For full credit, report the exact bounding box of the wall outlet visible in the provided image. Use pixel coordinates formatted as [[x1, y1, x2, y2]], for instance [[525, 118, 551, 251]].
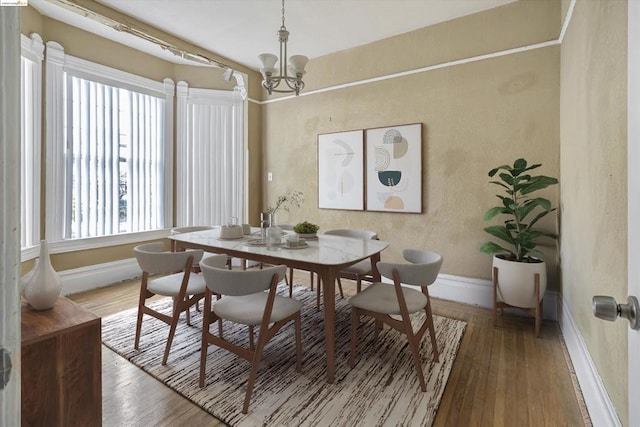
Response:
[[267, 172, 273, 181]]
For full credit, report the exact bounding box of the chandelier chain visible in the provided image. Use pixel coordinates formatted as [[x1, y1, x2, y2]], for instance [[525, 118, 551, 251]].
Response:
[[281, 0, 286, 29]]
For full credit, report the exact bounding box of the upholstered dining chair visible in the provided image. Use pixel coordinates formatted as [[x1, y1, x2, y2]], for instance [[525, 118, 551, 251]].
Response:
[[348, 249, 443, 392], [133, 242, 221, 365], [198, 258, 303, 414], [322, 229, 379, 306]]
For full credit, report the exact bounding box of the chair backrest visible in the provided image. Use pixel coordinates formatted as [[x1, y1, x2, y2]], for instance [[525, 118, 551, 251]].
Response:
[[324, 229, 378, 240], [200, 257, 287, 296], [377, 249, 443, 287], [134, 242, 204, 275], [170, 226, 214, 235]]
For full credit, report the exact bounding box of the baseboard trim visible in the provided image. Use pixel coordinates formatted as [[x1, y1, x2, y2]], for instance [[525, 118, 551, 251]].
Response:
[[429, 273, 558, 321], [60, 258, 140, 295], [558, 296, 622, 426]]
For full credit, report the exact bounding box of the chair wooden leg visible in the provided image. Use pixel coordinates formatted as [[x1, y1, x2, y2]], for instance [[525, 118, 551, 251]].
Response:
[[316, 278, 321, 311], [294, 313, 302, 372], [162, 304, 182, 365], [424, 296, 439, 363], [243, 335, 267, 414], [199, 290, 212, 388], [337, 277, 344, 298], [374, 318, 383, 339], [349, 309, 359, 368], [309, 271, 314, 291], [248, 325, 255, 350], [288, 267, 294, 298], [185, 297, 191, 326], [406, 330, 427, 392], [134, 276, 148, 350]]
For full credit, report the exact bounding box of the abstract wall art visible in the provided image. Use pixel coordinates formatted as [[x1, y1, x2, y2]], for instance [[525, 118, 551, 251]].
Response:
[[365, 123, 422, 213], [317, 130, 364, 210]]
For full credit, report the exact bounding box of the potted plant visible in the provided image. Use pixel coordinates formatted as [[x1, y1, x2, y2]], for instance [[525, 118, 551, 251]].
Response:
[[293, 221, 320, 238], [480, 158, 558, 308]]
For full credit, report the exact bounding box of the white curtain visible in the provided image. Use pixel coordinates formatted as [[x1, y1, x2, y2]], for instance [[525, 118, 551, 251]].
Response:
[[176, 82, 244, 227]]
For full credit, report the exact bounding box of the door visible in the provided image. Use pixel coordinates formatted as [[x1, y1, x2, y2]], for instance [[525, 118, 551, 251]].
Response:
[[628, 0, 640, 424], [0, 6, 22, 427]]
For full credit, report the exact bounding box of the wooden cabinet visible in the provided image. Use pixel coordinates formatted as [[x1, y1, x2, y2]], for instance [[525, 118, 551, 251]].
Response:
[[21, 297, 102, 426]]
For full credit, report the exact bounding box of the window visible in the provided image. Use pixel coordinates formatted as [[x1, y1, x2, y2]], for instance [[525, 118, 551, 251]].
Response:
[[176, 82, 245, 226], [45, 42, 173, 246], [66, 76, 165, 238], [20, 33, 44, 251]]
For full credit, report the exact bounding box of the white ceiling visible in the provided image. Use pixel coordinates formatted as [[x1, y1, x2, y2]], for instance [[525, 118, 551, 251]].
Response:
[[31, 0, 517, 70]]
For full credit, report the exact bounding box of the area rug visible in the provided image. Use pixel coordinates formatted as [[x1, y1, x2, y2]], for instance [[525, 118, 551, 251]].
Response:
[[102, 285, 466, 426]]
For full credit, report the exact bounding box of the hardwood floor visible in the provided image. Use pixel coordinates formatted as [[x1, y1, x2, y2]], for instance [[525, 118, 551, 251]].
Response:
[[69, 272, 588, 427]]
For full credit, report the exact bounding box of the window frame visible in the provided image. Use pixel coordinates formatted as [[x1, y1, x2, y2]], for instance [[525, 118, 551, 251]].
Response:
[[20, 33, 44, 262], [45, 41, 174, 253]]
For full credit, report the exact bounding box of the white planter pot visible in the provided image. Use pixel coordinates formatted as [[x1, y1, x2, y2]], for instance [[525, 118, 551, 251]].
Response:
[[492, 255, 547, 309]]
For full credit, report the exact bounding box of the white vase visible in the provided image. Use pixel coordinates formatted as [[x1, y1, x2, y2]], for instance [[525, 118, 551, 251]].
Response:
[[21, 240, 62, 310]]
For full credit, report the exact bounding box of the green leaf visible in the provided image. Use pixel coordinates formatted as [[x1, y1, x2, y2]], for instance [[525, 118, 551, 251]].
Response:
[[480, 241, 516, 257], [483, 225, 515, 245], [513, 158, 527, 169], [488, 165, 510, 177], [499, 173, 514, 185], [484, 206, 509, 221], [489, 180, 510, 191], [528, 208, 557, 228], [520, 176, 558, 195]]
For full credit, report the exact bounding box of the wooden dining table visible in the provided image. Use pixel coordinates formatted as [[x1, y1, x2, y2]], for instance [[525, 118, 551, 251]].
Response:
[[169, 227, 389, 384]]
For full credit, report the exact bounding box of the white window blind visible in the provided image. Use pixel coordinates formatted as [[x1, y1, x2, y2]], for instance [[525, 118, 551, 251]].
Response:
[[66, 75, 165, 239], [45, 42, 174, 248], [20, 33, 43, 250], [176, 82, 245, 226]]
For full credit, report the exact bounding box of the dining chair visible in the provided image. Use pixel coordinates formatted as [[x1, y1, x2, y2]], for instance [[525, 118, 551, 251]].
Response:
[[322, 229, 378, 306], [348, 249, 443, 392], [133, 242, 222, 365], [279, 224, 316, 297], [198, 258, 303, 414]]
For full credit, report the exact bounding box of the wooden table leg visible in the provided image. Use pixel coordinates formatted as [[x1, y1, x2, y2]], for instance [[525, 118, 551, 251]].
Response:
[[319, 267, 336, 384]]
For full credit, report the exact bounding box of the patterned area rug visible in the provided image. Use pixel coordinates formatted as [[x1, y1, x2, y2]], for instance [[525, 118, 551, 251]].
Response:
[[102, 285, 466, 426]]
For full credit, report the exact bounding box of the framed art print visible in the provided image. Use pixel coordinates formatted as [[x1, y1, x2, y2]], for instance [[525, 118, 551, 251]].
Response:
[[365, 123, 422, 213], [317, 130, 364, 210]]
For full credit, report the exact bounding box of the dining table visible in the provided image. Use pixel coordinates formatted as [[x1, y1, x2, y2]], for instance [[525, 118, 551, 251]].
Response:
[[168, 227, 389, 384]]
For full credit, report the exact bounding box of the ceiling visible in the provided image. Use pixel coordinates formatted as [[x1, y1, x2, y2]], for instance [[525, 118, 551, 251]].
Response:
[[30, 0, 517, 71]]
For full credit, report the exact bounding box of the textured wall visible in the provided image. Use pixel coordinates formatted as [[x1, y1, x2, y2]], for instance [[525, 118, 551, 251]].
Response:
[[262, 1, 561, 285], [560, 0, 628, 423]]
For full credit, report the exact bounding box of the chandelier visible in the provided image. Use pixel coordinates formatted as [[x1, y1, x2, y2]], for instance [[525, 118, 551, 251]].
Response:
[[258, 0, 308, 96]]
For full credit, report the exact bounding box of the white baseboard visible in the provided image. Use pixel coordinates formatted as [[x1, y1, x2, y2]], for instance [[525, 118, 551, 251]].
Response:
[[558, 296, 622, 426], [428, 273, 558, 321], [59, 258, 141, 295]]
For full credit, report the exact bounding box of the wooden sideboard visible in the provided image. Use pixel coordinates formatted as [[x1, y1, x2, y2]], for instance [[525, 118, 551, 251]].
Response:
[[21, 297, 102, 426]]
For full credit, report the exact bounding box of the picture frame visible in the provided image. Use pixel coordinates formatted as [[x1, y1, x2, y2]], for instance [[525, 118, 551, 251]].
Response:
[[317, 130, 364, 210], [365, 123, 422, 213]]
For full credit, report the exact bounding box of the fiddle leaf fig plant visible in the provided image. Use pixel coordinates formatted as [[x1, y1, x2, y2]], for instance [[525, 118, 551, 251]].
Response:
[[480, 158, 558, 262]]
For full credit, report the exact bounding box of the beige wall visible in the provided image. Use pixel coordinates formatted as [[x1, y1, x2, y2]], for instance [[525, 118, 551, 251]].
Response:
[[263, 0, 561, 285], [560, 0, 628, 424]]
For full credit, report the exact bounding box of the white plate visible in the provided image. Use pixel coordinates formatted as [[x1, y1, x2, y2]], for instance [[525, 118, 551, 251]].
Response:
[[283, 242, 309, 250]]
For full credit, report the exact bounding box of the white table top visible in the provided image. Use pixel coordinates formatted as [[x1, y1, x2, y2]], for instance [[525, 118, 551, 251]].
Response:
[[169, 227, 389, 268]]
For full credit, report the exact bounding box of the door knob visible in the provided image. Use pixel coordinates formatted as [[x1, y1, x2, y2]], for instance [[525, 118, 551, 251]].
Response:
[[592, 295, 640, 330]]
